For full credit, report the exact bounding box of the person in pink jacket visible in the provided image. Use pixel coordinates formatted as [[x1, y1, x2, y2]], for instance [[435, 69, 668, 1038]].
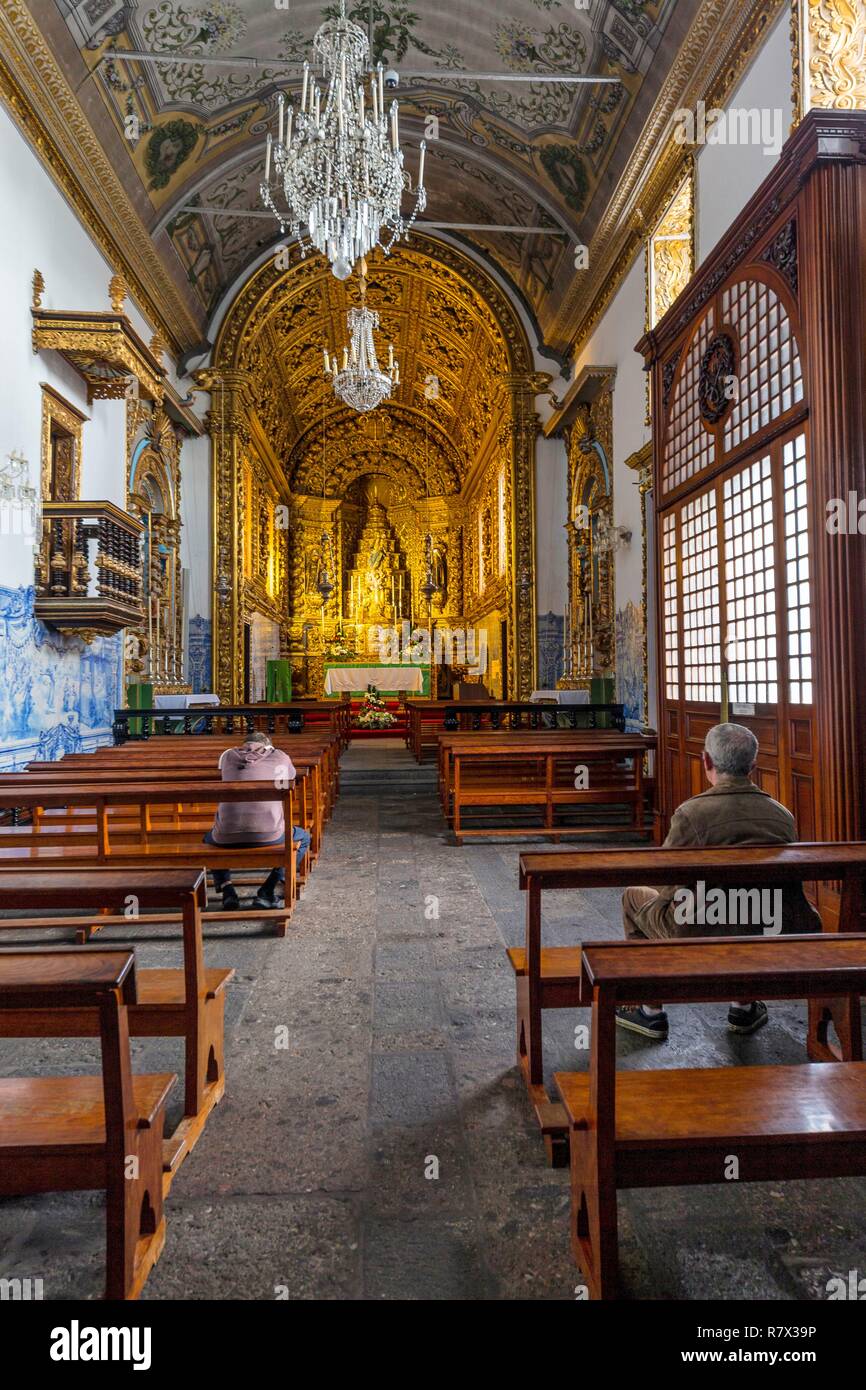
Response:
[[204, 732, 311, 910]]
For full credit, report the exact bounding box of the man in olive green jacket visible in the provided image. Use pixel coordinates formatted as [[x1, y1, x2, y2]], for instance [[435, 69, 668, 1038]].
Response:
[[618, 722, 822, 1041]]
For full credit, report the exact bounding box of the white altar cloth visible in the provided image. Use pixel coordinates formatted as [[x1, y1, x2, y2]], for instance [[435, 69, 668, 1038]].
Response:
[[529, 689, 589, 705], [153, 693, 220, 709], [324, 666, 424, 694]]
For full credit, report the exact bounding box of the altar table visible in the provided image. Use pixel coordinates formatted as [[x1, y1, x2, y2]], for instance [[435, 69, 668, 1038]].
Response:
[[323, 664, 430, 697]]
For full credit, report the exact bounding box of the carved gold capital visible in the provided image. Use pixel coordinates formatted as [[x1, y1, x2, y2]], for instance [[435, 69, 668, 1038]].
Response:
[[193, 368, 255, 443], [796, 0, 866, 116]]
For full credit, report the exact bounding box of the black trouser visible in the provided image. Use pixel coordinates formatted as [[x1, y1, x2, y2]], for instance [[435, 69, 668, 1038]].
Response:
[[204, 828, 312, 892]]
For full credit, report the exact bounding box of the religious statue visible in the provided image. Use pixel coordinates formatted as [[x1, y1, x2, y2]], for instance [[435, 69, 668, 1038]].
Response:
[[345, 487, 410, 629]]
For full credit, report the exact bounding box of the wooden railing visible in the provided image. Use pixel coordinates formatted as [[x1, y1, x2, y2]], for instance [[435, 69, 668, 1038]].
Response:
[[35, 500, 143, 636], [442, 702, 627, 732], [112, 701, 350, 744]]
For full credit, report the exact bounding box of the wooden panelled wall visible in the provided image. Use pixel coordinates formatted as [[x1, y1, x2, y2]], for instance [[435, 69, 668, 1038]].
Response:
[[639, 111, 866, 925]]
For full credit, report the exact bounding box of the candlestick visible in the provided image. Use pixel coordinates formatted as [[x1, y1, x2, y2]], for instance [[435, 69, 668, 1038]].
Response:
[[391, 102, 398, 150], [264, 133, 272, 181], [378, 64, 384, 116], [277, 95, 284, 145], [286, 106, 293, 143], [301, 63, 309, 112]]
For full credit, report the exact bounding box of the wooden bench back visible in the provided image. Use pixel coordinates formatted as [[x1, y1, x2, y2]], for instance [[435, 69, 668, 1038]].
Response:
[[519, 843, 866, 891]]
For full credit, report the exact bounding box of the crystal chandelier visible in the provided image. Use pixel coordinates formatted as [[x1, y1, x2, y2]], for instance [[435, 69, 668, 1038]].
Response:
[[260, 0, 426, 280], [324, 260, 399, 413]]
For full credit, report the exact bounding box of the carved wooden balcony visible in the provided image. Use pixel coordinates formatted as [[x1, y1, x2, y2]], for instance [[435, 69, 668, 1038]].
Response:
[[34, 501, 144, 641]]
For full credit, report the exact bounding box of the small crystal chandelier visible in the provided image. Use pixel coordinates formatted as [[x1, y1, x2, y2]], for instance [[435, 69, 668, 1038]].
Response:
[[260, 0, 426, 280], [324, 259, 398, 413]]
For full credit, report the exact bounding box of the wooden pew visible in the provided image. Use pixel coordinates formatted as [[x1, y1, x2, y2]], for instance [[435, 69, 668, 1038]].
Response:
[[405, 699, 627, 763], [14, 742, 331, 865], [437, 731, 656, 844], [0, 780, 302, 934], [0, 946, 175, 1299], [555, 933, 866, 1299], [404, 698, 497, 761], [26, 727, 342, 833], [515, 842, 866, 1164], [0, 869, 231, 1180]]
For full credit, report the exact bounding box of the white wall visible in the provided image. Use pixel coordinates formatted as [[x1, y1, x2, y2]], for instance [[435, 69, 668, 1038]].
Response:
[[575, 253, 649, 616], [534, 436, 568, 612], [564, 9, 793, 726], [696, 10, 793, 265], [179, 431, 213, 691], [0, 107, 131, 587], [0, 103, 209, 760]]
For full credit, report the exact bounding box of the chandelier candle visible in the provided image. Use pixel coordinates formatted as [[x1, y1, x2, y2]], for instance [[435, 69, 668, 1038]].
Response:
[[325, 258, 399, 413], [260, 0, 426, 277]]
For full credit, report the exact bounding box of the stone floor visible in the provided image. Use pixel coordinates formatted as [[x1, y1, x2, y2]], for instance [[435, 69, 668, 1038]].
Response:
[[1, 738, 865, 1301]]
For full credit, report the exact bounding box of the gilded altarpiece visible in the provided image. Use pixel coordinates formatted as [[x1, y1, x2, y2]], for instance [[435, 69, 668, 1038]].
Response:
[[205, 239, 541, 701], [242, 447, 290, 637], [126, 399, 186, 691], [40, 384, 85, 502], [563, 384, 616, 684]]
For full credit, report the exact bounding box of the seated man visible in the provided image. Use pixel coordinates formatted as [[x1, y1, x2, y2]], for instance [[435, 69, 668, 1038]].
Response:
[[618, 722, 822, 1041], [204, 732, 312, 911]]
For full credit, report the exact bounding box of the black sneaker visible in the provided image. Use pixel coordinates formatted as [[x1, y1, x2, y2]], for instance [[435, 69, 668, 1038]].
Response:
[[727, 1001, 768, 1034], [251, 890, 277, 910], [221, 885, 240, 912], [615, 1005, 669, 1040]]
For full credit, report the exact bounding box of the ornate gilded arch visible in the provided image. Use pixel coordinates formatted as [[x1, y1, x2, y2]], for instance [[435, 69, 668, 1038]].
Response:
[[203, 234, 540, 701]]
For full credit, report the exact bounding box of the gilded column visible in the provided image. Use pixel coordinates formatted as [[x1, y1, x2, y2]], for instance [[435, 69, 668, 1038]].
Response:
[[193, 368, 254, 704], [500, 373, 547, 699]]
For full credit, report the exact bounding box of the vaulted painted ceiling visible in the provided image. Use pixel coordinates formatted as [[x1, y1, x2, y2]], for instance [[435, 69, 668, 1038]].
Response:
[[41, 0, 692, 357], [214, 235, 520, 498]]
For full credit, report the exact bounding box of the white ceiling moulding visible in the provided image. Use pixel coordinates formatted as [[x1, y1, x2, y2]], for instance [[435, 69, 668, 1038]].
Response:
[[172, 206, 570, 236], [86, 49, 622, 87]]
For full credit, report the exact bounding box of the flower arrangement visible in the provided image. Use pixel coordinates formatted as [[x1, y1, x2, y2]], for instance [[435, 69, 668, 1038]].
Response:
[[325, 630, 359, 662], [356, 686, 397, 729]]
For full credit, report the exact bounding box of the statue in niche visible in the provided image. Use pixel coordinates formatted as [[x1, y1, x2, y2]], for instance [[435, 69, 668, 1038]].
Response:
[[345, 478, 410, 626]]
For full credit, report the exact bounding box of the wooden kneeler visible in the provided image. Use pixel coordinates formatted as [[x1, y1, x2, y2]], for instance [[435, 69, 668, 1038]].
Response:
[[0, 947, 175, 1299], [555, 934, 866, 1300], [0, 869, 233, 1187]]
